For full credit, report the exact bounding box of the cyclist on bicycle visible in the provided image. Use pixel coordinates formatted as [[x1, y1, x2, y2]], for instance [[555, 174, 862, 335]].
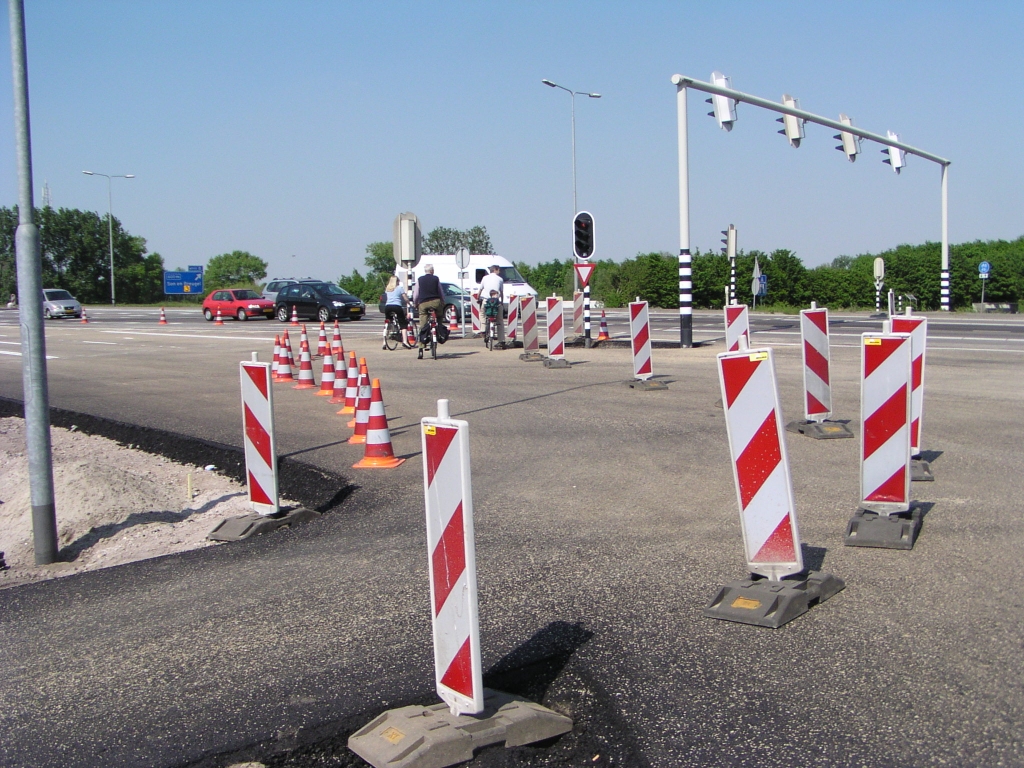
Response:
[[383, 275, 408, 328], [478, 264, 505, 349], [483, 290, 501, 344], [414, 264, 444, 359]]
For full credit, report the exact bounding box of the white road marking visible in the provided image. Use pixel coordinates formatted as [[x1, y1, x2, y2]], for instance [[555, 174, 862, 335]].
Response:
[[82, 341, 117, 345], [0, 340, 20, 345], [0, 350, 58, 359], [101, 331, 276, 341]]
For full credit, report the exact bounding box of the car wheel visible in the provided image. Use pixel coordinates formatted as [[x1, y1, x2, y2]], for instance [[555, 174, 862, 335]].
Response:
[[444, 304, 458, 324], [318, 306, 331, 323], [43, 308, 51, 319], [203, 308, 214, 321], [237, 309, 248, 321], [276, 305, 289, 322]]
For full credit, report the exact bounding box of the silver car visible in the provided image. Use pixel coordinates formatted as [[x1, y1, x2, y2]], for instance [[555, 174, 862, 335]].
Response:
[[42, 289, 82, 319]]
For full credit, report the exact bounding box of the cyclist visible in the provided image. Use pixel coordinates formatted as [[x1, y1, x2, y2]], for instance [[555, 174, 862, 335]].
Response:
[[383, 275, 408, 328], [483, 290, 502, 347], [414, 264, 444, 359], [478, 263, 505, 349]]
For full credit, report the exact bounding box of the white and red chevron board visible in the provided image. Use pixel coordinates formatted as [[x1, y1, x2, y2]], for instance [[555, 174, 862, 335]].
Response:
[[421, 402, 483, 716], [629, 300, 653, 381], [725, 304, 750, 352], [860, 333, 912, 512], [471, 290, 482, 336], [239, 361, 279, 515], [717, 347, 804, 580], [506, 295, 519, 342], [889, 315, 927, 456], [572, 291, 584, 336], [521, 296, 539, 352], [800, 307, 832, 421], [546, 297, 565, 359]]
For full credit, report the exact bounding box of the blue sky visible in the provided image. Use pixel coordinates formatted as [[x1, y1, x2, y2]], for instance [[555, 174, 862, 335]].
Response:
[[1, 1, 1021, 281]]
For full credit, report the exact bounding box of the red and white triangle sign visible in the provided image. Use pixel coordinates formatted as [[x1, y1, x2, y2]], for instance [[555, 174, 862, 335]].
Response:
[[574, 262, 595, 287]]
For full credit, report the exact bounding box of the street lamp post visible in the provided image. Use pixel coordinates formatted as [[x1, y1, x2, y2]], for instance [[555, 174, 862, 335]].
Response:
[[83, 170, 134, 305], [542, 80, 600, 292]]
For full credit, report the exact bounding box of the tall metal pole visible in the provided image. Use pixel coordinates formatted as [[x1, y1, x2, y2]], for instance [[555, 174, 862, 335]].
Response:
[[674, 83, 692, 347], [106, 176, 115, 304], [9, 0, 58, 564], [570, 93, 579, 294], [941, 164, 949, 311]]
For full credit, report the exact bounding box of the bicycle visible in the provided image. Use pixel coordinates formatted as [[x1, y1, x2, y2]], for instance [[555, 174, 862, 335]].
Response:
[[382, 310, 413, 351], [426, 308, 439, 360], [484, 315, 498, 351]]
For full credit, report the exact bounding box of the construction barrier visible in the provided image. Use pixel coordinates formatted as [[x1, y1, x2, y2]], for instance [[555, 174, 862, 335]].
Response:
[[724, 304, 749, 351], [544, 296, 568, 368], [845, 332, 919, 549], [890, 313, 928, 462], [705, 346, 844, 627], [470, 290, 482, 336], [353, 379, 405, 469], [239, 360, 279, 514], [801, 307, 831, 420], [629, 300, 653, 381], [421, 400, 483, 715], [317, 348, 336, 396], [572, 291, 583, 336], [506, 295, 519, 343]]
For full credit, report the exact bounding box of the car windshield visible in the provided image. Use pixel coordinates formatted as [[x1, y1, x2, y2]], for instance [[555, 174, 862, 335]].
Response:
[[312, 283, 356, 299], [232, 290, 261, 300], [44, 290, 73, 301], [498, 267, 526, 283], [444, 284, 469, 296]]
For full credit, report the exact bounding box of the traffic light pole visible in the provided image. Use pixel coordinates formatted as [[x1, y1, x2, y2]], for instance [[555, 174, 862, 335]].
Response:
[[671, 74, 952, 312], [673, 81, 693, 348]]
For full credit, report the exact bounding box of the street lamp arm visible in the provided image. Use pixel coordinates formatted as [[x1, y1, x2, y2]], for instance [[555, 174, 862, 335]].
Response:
[[671, 74, 950, 166]]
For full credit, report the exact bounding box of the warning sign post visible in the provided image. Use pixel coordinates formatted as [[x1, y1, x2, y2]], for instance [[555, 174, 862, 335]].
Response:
[[786, 305, 854, 439], [705, 347, 844, 628]]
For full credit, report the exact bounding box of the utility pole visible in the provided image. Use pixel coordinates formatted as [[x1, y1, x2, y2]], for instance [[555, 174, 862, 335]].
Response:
[[8, 0, 58, 564]]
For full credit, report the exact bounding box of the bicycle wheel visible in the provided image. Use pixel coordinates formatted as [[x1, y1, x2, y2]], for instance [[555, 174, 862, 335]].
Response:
[[384, 318, 399, 350]]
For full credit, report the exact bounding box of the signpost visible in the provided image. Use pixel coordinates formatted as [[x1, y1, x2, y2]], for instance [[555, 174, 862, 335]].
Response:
[[873, 257, 885, 314], [979, 261, 991, 304], [394, 212, 422, 301], [163, 270, 204, 295], [456, 247, 470, 339]]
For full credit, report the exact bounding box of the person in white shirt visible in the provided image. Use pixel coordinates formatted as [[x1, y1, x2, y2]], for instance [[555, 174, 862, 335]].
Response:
[[478, 265, 505, 348]]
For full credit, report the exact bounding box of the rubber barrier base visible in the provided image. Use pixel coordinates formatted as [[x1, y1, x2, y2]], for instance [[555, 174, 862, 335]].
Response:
[[843, 507, 922, 550], [543, 357, 571, 369], [627, 379, 668, 391], [207, 507, 319, 542], [519, 352, 546, 362], [785, 419, 855, 439], [911, 458, 934, 482], [348, 688, 573, 768], [703, 571, 845, 629]]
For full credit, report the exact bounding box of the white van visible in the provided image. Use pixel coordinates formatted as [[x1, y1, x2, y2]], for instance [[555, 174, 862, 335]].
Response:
[[396, 254, 538, 306]]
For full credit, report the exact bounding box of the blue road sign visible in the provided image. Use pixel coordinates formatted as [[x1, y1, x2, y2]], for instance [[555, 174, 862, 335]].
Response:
[[758, 274, 768, 297], [164, 271, 204, 295], [979, 261, 991, 275]]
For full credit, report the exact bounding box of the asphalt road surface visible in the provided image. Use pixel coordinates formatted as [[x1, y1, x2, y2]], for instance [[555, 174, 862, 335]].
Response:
[[1, 305, 1022, 767]]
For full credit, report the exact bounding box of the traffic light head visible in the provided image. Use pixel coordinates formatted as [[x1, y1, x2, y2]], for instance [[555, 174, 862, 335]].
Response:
[[775, 94, 805, 148], [706, 71, 737, 132], [720, 224, 737, 258], [573, 211, 595, 260], [882, 130, 906, 174], [833, 113, 860, 162]]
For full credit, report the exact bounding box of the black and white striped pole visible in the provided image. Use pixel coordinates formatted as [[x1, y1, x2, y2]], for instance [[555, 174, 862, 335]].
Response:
[[721, 224, 737, 305]]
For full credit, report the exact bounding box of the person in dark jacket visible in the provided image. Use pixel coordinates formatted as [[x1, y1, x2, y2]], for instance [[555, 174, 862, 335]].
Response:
[[414, 264, 444, 358]]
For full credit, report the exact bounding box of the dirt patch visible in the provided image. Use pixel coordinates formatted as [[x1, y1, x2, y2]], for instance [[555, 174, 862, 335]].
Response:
[[0, 416, 293, 589]]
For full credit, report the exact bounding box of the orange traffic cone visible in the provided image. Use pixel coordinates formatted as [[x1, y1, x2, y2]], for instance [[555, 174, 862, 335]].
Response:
[[331, 331, 344, 370], [353, 379, 406, 468], [214, 308, 224, 325], [272, 335, 282, 380], [293, 341, 317, 389], [347, 368, 372, 444], [448, 309, 458, 334], [315, 321, 328, 358], [338, 352, 358, 414], [597, 310, 610, 342], [277, 338, 295, 383], [290, 305, 299, 326], [333, 318, 341, 340], [300, 324, 309, 349], [348, 359, 368, 427], [282, 330, 296, 370], [329, 354, 347, 403], [80, 308, 89, 324], [317, 349, 336, 396], [158, 307, 168, 325]]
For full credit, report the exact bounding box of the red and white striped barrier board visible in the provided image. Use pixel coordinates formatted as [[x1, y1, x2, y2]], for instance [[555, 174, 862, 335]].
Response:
[[521, 296, 539, 352], [717, 347, 803, 580], [470, 290, 482, 335], [800, 307, 831, 421], [724, 304, 750, 352], [629, 300, 653, 381], [546, 297, 565, 358], [239, 361, 279, 515], [421, 400, 483, 716], [890, 315, 927, 456], [506, 295, 519, 342], [860, 333, 912, 512], [572, 291, 583, 336]]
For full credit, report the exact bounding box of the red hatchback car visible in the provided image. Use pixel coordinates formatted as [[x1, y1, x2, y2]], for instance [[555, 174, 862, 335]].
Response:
[[202, 289, 275, 321]]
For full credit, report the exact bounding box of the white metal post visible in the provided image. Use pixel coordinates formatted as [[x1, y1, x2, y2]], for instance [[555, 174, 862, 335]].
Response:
[[673, 79, 692, 348], [941, 164, 949, 312]]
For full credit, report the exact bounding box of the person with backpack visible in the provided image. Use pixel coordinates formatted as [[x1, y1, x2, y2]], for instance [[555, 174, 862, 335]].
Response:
[[478, 264, 505, 349], [413, 264, 445, 359]]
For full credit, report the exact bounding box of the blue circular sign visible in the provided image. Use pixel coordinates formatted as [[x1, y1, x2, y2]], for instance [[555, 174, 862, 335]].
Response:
[[979, 261, 991, 274]]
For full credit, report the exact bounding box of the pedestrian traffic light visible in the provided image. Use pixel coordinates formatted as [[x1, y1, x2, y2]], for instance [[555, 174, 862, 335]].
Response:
[[705, 71, 737, 132], [573, 211, 595, 260], [882, 130, 906, 174], [833, 113, 860, 162], [775, 95, 805, 148], [720, 224, 737, 258]]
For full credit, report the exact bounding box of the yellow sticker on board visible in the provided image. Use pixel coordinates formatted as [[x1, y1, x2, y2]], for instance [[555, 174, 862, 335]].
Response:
[[731, 596, 762, 610], [748, 351, 768, 362], [380, 727, 405, 744], [424, 425, 436, 435], [865, 337, 882, 345]]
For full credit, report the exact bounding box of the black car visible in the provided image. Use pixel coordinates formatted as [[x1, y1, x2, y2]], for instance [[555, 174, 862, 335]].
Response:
[[275, 282, 365, 323], [378, 282, 473, 323]]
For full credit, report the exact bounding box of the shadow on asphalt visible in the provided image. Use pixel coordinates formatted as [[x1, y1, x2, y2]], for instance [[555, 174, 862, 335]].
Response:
[[918, 449, 943, 463], [452, 380, 624, 419], [800, 544, 828, 572]]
